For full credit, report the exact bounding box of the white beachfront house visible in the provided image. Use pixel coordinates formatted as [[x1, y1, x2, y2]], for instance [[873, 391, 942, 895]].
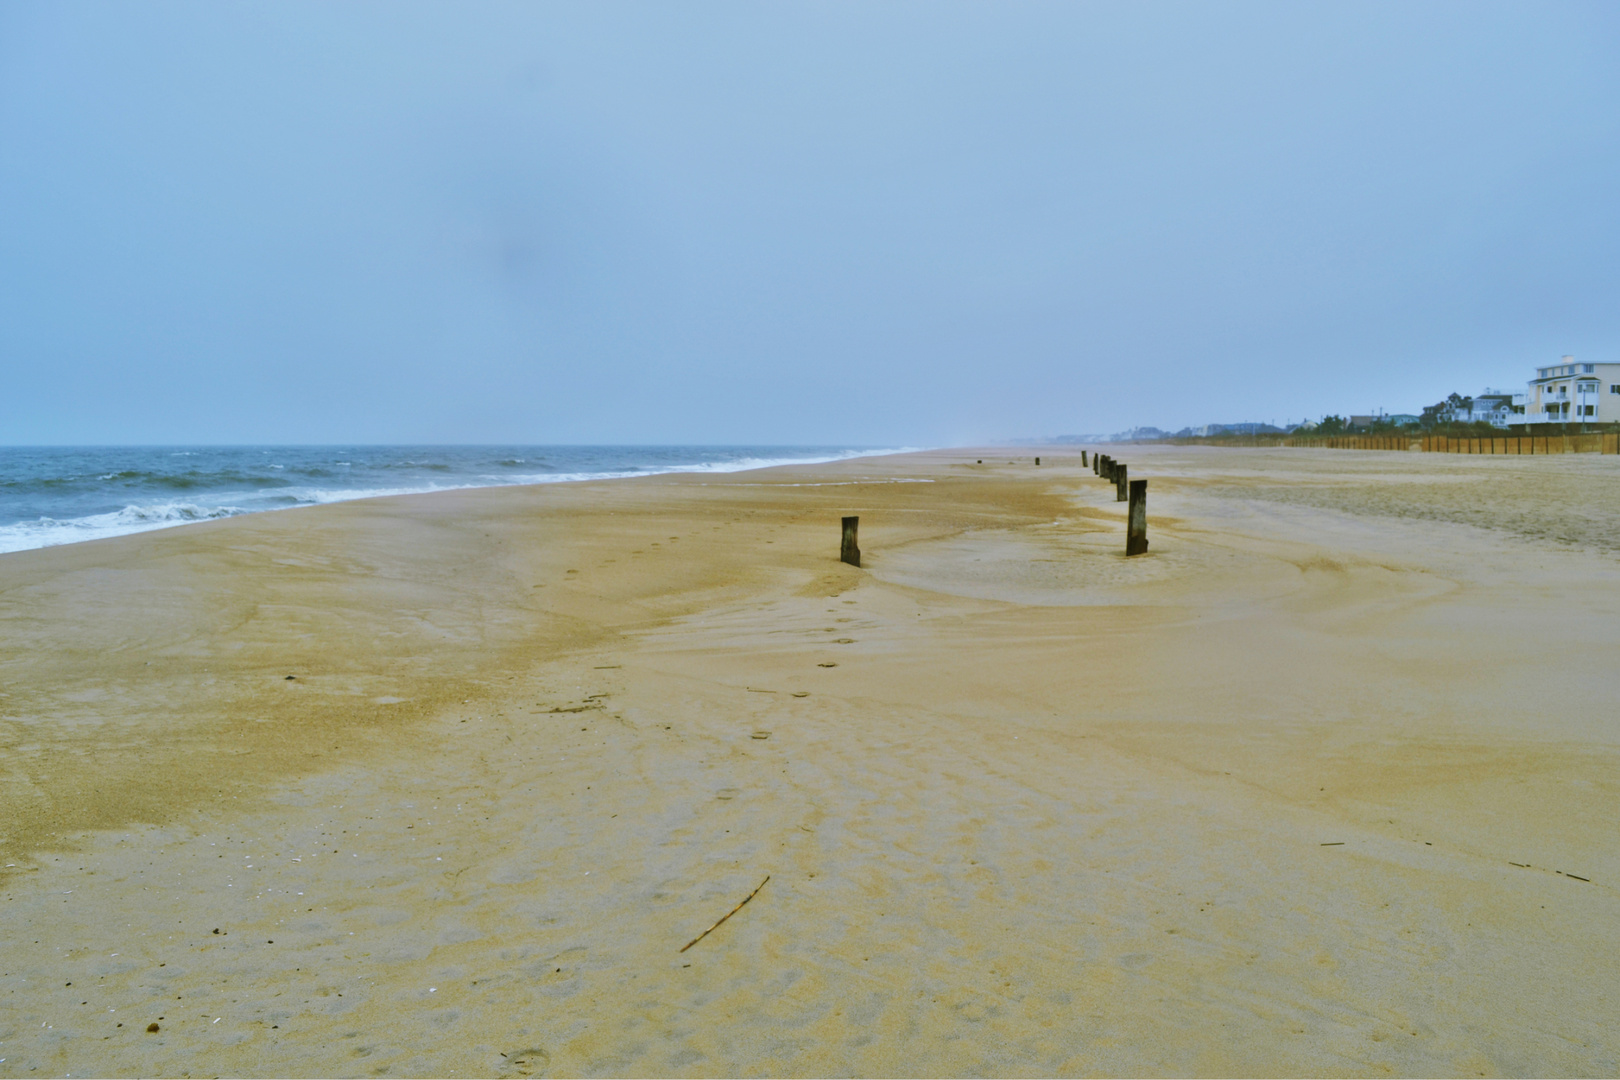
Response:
[[1528, 356, 1620, 423], [1467, 390, 1520, 427]]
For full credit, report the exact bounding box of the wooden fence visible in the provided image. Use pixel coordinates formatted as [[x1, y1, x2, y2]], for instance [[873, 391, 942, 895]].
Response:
[[1284, 434, 1619, 454], [1154, 433, 1620, 454]]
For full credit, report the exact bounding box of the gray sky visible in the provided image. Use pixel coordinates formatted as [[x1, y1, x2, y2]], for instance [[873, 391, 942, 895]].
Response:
[[3, 1, 1618, 444]]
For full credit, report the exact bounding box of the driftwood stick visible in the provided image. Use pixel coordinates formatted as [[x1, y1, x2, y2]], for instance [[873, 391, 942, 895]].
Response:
[[679, 875, 771, 952]]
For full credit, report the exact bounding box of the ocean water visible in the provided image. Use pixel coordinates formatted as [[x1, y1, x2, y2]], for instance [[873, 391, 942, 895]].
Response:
[[0, 445, 904, 555]]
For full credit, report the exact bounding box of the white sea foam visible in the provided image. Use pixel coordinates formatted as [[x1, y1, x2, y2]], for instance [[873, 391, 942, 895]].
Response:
[[0, 447, 921, 555], [0, 502, 251, 555]]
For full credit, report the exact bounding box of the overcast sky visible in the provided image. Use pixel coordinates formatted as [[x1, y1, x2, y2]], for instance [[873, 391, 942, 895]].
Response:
[[3, 1, 1618, 445]]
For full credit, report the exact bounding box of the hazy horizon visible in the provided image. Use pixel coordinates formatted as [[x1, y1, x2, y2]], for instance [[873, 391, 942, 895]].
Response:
[[4, 1, 1618, 445]]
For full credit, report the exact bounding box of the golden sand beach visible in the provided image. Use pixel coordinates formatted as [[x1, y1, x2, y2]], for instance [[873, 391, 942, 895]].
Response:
[[1, 446, 1617, 1077]]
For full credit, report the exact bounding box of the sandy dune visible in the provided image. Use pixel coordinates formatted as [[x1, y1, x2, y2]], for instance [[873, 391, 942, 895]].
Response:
[[1, 446, 1617, 1077]]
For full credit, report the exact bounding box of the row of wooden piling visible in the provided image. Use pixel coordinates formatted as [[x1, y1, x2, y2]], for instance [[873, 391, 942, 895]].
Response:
[[1085, 450, 1148, 556], [841, 452, 1149, 567]]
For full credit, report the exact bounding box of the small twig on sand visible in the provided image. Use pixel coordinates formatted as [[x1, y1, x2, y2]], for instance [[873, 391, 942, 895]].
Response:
[[680, 876, 771, 953]]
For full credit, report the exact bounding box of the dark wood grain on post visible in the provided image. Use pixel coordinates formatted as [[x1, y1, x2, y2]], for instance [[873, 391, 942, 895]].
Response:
[[1126, 479, 1148, 555], [1115, 462, 1128, 501], [840, 516, 860, 567]]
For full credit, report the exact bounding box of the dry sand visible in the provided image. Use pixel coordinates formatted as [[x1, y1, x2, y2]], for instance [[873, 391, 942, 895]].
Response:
[[1, 446, 1617, 1077]]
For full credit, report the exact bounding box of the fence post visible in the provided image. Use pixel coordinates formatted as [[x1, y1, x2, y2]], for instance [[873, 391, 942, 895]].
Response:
[[1115, 463, 1128, 502], [1126, 479, 1148, 555], [1081, 450, 1088, 467], [840, 516, 860, 567]]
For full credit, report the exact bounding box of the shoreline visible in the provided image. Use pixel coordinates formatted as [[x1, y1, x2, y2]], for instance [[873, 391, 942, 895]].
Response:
[[0, 445, 923, 557], [1, 445, 1616, 1075]]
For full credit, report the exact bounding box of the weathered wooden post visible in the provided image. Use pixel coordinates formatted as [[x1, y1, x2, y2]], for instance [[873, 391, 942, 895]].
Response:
[[1081, 450, 1088, 468], [840, 516, 860, 567], [1034, 456, 1040, 466], [1115, 462, 1128, 502], [1126, 479, 1148, 555]]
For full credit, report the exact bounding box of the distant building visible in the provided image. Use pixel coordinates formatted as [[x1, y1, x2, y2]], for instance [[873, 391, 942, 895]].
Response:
[[1347, 412, 1420, 429], [1467, 390, 1518, 428], [1528, 356, 1620, 423], [1176, 422, 1286, 437]]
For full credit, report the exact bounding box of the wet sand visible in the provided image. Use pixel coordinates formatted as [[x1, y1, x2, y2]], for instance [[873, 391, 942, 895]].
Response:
[[1, 446, 1617, 1077]]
